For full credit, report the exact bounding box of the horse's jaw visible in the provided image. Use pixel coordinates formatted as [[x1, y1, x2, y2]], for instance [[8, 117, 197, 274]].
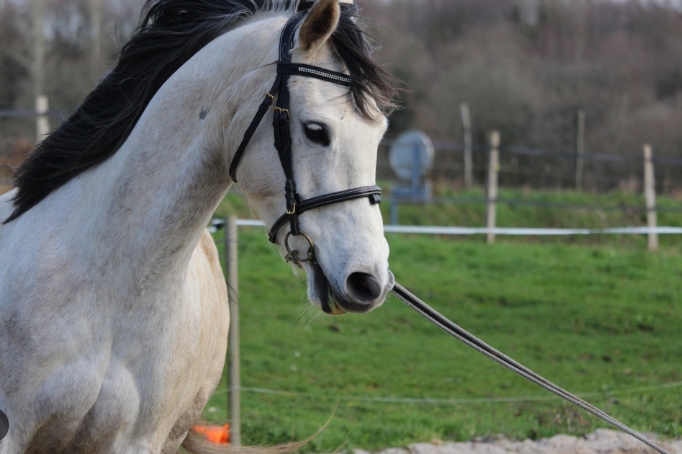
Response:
[[286, 206, 392, 315]]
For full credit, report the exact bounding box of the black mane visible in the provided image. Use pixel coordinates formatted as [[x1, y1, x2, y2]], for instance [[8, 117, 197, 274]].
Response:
[[5, 0, 395, 223]]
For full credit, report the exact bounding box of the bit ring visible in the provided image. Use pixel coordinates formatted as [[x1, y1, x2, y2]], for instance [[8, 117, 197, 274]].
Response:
[[284, 232, 316, 263]]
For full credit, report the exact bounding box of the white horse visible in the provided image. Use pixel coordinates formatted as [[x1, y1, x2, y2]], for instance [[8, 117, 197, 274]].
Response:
[[0, 0, 395, 452]]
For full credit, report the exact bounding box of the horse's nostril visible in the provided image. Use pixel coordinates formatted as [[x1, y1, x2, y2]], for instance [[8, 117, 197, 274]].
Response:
[[346, 272, 383, 304]]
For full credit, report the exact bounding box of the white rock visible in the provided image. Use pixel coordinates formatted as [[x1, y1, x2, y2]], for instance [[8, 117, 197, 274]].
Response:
[[408, 441, 511, 454]]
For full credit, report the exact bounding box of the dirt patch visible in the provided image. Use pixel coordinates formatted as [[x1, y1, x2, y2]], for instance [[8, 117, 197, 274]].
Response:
[[355, 430, 682, 454]]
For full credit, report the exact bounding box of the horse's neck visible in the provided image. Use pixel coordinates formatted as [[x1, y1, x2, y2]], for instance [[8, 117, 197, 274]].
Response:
[[42, 16, 283, 299]]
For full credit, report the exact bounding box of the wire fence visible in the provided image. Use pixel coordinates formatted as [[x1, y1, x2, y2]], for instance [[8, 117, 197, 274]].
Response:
[[210, 380, 682, 405], [0, 110, 64, 119], [427, 196, 682, 214], [381, 139, 682, 165], [377, 138, 682, 193]]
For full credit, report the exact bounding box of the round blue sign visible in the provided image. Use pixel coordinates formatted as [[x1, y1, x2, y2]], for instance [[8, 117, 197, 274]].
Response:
[[388, 130, 434, 181]]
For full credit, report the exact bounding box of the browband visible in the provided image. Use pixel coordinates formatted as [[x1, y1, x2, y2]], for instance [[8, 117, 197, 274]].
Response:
[[276, 63, 352, 86]]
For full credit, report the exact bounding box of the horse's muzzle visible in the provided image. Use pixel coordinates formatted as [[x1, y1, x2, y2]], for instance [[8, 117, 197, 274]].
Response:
[[328, 268, 393, 314]]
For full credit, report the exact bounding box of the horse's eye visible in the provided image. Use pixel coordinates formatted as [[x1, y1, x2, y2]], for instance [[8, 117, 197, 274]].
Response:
[[303, 122, 330, 146]]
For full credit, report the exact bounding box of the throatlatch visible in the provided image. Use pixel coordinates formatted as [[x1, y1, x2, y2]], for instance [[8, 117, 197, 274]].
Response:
[[228, 7, 382, 257]]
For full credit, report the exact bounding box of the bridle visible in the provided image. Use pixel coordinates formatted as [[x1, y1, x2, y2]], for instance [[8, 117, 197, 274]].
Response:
[[228, 7, 382, 264]]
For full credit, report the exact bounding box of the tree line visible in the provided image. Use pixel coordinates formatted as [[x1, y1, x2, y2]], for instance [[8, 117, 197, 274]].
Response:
[[2, 0, 682, 191], [364, 0, 682, 190]]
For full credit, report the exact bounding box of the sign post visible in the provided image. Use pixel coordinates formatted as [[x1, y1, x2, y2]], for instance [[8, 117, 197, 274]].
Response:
[[389, 131, 434, 224]]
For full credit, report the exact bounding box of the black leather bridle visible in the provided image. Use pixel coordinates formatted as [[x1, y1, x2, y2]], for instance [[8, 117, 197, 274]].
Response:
[[228, 8, 382, 262]]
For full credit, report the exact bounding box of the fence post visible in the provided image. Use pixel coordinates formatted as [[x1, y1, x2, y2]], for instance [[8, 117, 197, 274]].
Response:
[[460, 102, 473, 189], [35, 95, 49, 143], [575, 109, 585, 191], [643, 145, 658, 251], [226, 216, 241, 445], [32, 0, 46, 118], [89, 0, 105, 83], [486, 131, 500, 244]]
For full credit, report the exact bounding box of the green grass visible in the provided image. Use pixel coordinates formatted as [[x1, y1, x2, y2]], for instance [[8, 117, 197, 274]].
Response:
[[202, 225, 682, 451]]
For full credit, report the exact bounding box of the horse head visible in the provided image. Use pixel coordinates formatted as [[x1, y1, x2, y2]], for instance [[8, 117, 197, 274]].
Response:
[[232, 0, 395, 314]]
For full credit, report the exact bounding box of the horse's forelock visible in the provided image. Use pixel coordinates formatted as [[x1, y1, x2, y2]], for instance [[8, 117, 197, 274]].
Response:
[[329, 7, 398, 121]]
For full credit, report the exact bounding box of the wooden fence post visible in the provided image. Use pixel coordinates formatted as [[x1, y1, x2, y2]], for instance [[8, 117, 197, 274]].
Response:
[[643, 145, 658, 251], [32, 0, 46, 109], [226, 216, 241, 445], [487, 131, 500, 244], [575, 109, 585, 191], [35, 95, 49, 143], [89, 0, 105, 83], [460, 102, 473, 189]]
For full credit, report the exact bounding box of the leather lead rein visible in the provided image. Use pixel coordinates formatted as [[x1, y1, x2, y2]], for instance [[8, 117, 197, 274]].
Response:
[[228, 9, 381, 252], [390, 281, 670, 454]]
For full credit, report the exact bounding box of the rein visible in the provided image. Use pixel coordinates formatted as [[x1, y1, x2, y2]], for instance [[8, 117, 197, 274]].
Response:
[[390, 281, 670, 454]]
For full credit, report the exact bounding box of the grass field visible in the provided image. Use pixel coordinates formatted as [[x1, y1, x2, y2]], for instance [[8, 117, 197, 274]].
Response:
[[202, 216, 682, 451]]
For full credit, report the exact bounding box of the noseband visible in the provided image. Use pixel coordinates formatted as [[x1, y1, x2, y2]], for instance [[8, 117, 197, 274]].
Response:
[[228, 9, 382, 262]]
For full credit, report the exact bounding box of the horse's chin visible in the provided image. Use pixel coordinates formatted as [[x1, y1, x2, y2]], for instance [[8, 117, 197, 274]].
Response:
[[308, 263, 347, 315]]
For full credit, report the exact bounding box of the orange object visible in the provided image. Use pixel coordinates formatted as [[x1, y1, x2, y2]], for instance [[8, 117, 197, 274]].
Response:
[[193, 423, 230, 444]]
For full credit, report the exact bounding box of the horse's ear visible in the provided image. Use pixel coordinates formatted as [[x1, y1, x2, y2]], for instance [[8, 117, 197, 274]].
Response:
[[298, 0, 340, 56]]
